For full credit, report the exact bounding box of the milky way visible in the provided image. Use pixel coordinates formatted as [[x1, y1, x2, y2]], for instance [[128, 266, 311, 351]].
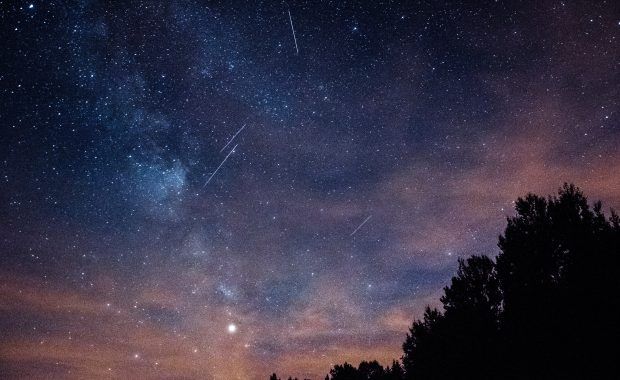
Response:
[[1, 1, 618, 379]]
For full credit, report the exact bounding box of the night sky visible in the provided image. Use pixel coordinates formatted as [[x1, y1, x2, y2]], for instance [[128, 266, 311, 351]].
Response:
[[1, 1, 618, 379]]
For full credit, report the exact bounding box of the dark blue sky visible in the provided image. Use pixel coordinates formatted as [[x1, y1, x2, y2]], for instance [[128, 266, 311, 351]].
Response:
[[1, 1, 618, 379]]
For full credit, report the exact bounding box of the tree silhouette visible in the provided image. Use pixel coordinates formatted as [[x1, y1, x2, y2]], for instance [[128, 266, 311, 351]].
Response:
[[384, 360, 404, 380], [358, 360, 386, 380], [402, 256, 501, 379], [272, 184, 619, 379], [495, 184, 620, 378], [324, 360, 403, 380], [329, 362, 360, 380], [401, 184, 619, 379]]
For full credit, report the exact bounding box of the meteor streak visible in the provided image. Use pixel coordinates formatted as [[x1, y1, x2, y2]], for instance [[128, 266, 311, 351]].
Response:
[[220, 124, 246, 153], [350, 215, 372, 236], [287, 8, 299, 54], [204, 144, 238, 187]]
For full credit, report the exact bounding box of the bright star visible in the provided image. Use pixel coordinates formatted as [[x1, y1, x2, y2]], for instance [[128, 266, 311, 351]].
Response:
[[227, 323, 237, 334]]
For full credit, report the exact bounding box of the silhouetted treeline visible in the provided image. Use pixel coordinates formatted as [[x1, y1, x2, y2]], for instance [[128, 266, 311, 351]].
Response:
[[329, 360, 405, 380], [269, 374, 311, 380], [270, 184, 620, 379], [270, 360, 403, 380], [269, 373, 309, 380]]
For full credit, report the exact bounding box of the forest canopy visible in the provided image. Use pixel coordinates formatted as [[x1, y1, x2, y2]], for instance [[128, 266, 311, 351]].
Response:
[[270, 184, 620, 380]]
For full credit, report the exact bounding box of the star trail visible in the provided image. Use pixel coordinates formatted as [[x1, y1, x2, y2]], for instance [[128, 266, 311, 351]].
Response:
[[0, 1, 618, 379]]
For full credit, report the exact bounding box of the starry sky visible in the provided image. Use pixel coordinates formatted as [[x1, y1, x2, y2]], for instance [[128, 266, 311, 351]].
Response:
[[0, 1, 618, 379]]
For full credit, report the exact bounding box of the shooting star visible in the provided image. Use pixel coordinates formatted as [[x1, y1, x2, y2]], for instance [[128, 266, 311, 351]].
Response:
[[203, 144, 238, 188], [350, 215, 372, 236], [287, 6, 299, 54], [220, 124, 246, 153]]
